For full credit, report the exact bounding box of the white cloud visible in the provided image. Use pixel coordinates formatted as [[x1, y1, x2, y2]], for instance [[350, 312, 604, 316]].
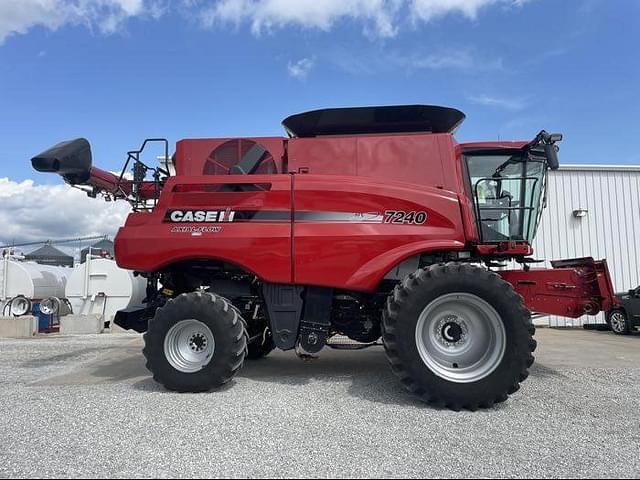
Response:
[[410, 0, 529, 22], [197, 0, 530, 38], [331, 47, 503, 75], [407, 49, 503, 71], [200, 0, 401, 38], [0, 178, 130, 246], [0, 0, 533, 43], [0, 0, 161, 44], [468, 93, 529, 111], [287, 57, 315, 79]]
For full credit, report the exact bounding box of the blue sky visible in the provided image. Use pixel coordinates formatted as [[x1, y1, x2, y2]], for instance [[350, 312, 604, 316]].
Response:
[[1, 0, 639, 187]]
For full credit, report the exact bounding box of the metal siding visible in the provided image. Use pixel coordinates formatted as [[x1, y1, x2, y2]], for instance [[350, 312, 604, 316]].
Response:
[[532, 167, 640, 327]]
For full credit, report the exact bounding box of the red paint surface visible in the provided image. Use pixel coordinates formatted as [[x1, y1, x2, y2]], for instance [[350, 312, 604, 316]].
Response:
[[116, 175, 293, 284], [292, 174, 465, 290], [499, 259, 618, 317], [110, 131, 619, 314]]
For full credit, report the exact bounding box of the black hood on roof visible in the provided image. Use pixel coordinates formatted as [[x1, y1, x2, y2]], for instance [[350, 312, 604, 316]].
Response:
[[282, 105, 465, 138]]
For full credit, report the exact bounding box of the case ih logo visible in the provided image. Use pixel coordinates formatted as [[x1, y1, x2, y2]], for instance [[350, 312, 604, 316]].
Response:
[[165, 209, 236, 223]]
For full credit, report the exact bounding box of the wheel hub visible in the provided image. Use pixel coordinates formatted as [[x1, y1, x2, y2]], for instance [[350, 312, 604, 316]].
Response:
[[415, 293, 506, 384], [164, 319, 215, 373], [189, 333, 208, 352], [436, 316, 468, 346], [610, 312, 626, 333]]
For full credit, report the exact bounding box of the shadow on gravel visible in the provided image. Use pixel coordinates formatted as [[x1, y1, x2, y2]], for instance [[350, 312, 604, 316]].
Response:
[[129, 346, 430, 407], [31, 340, 545, 411], [21, 347, 108, 368], [131, 376, 237, 393], [529, 363, 565, 378], [88, 353, 148, 382], [30, 344, 147, 386]]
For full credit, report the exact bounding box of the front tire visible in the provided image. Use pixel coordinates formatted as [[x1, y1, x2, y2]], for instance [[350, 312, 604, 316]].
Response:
[[382, 263, 536, 410], [608, 310, 631, 335], [143, 292, 247, 392]]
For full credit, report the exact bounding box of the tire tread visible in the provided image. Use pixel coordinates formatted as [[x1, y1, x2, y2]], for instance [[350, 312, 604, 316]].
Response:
[[382, 262, 535, 411]]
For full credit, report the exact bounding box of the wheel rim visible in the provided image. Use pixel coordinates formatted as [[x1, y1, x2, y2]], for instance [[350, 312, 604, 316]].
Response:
[[415, 293, 506, 384], [164, 319, 215, 373], [610, 312, 627, 333]]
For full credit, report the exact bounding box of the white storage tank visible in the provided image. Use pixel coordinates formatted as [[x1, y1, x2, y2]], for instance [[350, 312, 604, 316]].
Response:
[[66, 258, 146, 326], [1, 256, 70, 315]]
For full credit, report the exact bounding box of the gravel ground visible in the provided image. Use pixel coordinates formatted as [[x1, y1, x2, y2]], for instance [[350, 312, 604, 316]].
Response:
[[0, 329, 639, 478]]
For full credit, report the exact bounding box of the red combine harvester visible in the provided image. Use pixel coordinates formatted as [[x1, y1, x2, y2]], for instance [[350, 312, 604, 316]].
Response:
[[32, 105, 618, 410]]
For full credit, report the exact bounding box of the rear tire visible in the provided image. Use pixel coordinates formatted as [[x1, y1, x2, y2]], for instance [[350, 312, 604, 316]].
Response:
[[143, 291, 247, 392], [382, 263, 536, 410], [608, 310, 631, 335]]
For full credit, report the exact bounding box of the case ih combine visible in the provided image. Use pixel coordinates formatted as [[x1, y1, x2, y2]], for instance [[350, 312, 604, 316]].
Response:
[[32, 105, 618, 410]]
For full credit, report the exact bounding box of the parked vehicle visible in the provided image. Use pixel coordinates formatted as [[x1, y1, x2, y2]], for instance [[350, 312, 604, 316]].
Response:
[[31, 104, 620, 410], [607, 286, 640, 334]]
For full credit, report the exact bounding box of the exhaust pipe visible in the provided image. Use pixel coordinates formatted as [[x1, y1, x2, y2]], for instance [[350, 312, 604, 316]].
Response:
[[31, 138, 93, 184]]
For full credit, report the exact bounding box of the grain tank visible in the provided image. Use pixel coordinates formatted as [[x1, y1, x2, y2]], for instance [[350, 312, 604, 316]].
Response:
[[66, 256, 146, 328], [0, 254, 70, 316]]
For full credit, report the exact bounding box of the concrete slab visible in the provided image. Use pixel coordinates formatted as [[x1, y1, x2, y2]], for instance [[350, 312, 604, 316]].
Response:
[[59, 314, 104, 335], [535, 327, 640, 367], [0, 315, 37, 338]]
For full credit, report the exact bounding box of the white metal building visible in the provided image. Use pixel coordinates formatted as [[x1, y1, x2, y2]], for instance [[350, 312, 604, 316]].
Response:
[[531, 164, 640, 326]]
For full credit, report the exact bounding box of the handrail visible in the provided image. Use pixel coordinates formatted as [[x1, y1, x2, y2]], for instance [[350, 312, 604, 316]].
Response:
[[115, 138, 170, 211]]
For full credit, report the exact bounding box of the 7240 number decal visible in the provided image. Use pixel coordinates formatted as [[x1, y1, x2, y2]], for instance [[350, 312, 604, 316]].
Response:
[[384, 210, 427, 225]]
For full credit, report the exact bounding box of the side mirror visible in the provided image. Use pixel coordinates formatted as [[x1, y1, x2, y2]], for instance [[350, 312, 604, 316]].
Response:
[[544, 143, 560, 170]]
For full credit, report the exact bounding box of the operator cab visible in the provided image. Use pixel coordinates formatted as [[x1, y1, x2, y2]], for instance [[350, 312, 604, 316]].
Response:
[[463, 132, 562, 244]]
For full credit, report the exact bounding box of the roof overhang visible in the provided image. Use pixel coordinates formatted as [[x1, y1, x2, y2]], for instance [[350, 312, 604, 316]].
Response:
[[282, 105, 466, 138], [459, 141, 530, 152]]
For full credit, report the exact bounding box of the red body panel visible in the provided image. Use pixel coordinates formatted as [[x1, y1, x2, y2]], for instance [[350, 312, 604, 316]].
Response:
[[116, 175, 293, 284], [292, 175, 465, 291], [287, 134, 457, 190], [114, 173, 467, 292], [110, 132, 619, 316], [116, 132, 474, 292]]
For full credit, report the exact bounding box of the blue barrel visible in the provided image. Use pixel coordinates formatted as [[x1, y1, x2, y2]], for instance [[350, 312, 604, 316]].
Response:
[[32, 303, 51, 331]]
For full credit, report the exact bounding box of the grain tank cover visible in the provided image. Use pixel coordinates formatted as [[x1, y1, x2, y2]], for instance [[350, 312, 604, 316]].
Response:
[[282, 105, 466, 138]]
